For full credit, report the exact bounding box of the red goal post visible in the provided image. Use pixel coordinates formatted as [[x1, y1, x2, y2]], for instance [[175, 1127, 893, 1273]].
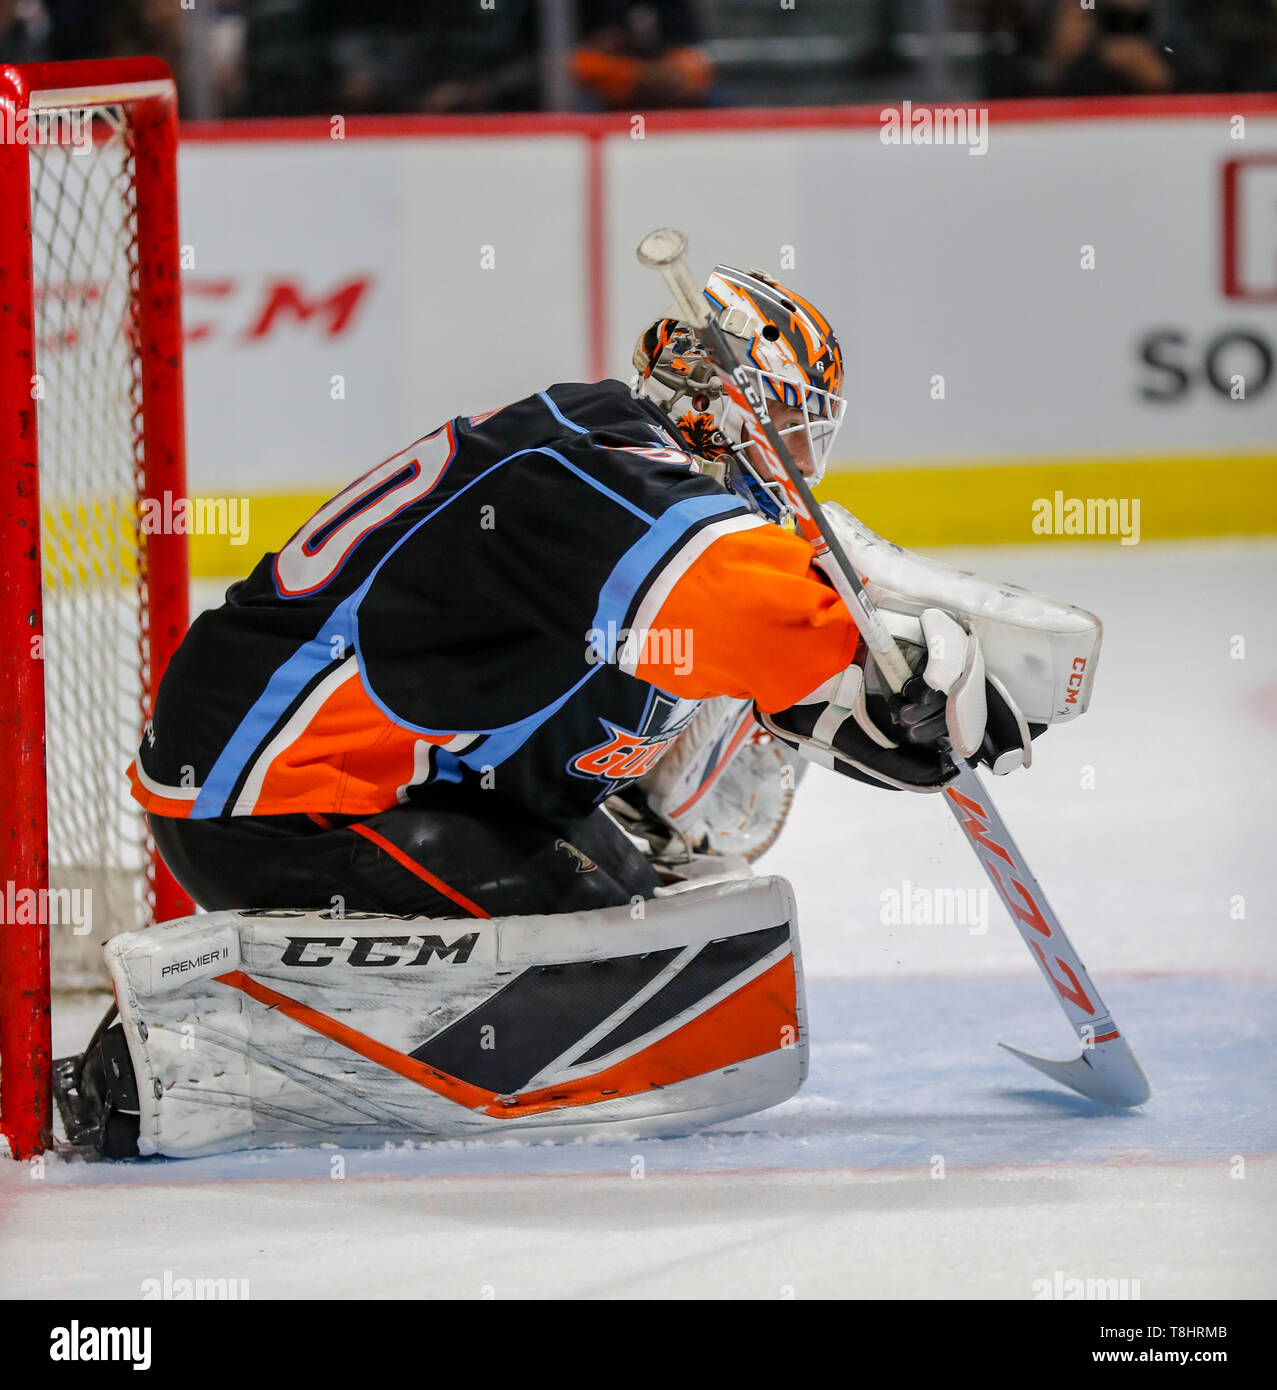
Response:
[[0, 58, 193, 1158]]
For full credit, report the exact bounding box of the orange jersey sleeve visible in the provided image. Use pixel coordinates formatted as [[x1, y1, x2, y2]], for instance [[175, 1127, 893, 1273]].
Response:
[[622, 517, 860, 712]]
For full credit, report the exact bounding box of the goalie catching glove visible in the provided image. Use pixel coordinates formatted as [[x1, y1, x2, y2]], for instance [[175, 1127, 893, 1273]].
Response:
[[757, 608, 1031, 792], [756, 503, 1103, 793]]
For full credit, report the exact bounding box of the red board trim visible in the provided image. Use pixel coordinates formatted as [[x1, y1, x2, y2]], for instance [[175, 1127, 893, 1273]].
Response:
[[178, 94, 1277, 145]]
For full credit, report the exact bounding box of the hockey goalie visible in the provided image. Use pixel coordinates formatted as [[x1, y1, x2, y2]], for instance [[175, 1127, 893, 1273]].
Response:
[[65, 266, 1100, 1158]]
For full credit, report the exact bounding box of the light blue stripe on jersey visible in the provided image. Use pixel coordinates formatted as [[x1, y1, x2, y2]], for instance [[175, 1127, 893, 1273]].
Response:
[[431, 747, 463, 784], [452, 664, 604, 772], [537, 390, 590, 434], [540, 387, 678, 452], [544, 449, 653, 525], [343, 445, 646, 740], [590, 494, 747, 660], [194, 439, 748, 810], [455, 492, 747, 759], [354, 489, 744, 769], [193, 446, 542, 813], [190, 594, 360, 818]]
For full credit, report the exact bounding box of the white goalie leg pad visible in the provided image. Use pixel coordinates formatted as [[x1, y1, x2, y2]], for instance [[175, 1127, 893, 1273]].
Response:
[[105, 877, 808, 1157]]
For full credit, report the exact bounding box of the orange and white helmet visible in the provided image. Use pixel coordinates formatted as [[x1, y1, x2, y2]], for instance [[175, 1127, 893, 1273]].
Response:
[[633, 264, 846, 514]]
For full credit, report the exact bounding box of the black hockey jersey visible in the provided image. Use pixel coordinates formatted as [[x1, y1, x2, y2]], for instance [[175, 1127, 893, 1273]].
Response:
[[130, 381, 858, 830]]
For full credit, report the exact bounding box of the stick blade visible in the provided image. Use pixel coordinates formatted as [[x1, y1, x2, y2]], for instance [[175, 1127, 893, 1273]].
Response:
[[999, 1037, 1151, 1108], [636, 227, 688, 268]]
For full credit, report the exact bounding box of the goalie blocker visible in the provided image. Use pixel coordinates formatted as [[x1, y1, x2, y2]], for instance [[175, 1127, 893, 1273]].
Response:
[[60, 875, 806, 1157]]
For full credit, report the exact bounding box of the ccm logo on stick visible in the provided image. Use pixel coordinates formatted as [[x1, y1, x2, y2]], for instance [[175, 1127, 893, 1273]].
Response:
[[945, 787, 1095, 1016]]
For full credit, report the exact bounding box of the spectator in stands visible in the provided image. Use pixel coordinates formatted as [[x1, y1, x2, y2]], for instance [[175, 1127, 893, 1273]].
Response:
[[415, 1, 715, 114], [1043, 0, 1176, 96], [16, 0, 1268, 118], [570, 0, 714, 109], [1171, 0, 1277, 93], [415, 3, 541, 114], [0, 0, 153, 66], [2, 0, 198, 104], [237, 0, 540, 116], [982, 0, 1052, 99], [0, 0, 51, 63], [241, 0, 403, 117]]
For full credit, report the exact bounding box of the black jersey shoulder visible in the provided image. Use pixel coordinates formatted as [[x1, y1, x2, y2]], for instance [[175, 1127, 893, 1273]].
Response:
[[356, 381, 749, 733], [143, 380, 750, 772], [454, 379, 685, 461]]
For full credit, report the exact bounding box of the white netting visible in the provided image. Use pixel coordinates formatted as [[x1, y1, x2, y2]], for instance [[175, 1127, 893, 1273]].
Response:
[[29, 105, 154, 988]]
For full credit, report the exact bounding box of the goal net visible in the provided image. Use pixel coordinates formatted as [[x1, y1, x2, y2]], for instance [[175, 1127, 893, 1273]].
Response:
[[0, 59, 191, 1158]]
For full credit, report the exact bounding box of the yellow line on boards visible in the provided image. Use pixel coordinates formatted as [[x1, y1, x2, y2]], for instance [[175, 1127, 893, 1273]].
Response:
[[815, 455, 1277, 548], [187, 492, 330, 579], [183, 455, 1277, 578]]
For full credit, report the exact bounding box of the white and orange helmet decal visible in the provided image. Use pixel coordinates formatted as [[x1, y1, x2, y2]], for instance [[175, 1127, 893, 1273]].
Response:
[[702, 265, 847, 484], [704, 266, 844, 405]]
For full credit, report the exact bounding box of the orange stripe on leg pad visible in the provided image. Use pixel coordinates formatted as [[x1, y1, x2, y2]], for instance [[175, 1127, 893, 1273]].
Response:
[[213, 954, 797, 1124], [484, 956, 799, 1118], [216, 970, 495, 1109]]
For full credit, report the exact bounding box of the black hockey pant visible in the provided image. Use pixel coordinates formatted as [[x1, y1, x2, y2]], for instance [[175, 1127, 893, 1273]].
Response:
[[150, 790, 661, 921]]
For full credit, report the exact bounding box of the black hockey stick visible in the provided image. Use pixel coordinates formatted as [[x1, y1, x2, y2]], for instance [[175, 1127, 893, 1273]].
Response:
[[637, 228, 1150, 1107]]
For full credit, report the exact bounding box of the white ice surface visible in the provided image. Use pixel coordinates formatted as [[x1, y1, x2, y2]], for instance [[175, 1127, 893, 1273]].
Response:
[[2, 539, 1274, 1299]]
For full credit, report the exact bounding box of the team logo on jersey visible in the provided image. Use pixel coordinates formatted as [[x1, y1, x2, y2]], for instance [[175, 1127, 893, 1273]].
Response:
[[569, 694, 698, 787], [571, 724, 673, 780]]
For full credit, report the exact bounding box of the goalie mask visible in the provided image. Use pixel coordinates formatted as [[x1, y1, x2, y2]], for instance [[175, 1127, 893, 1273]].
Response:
[[632, 265, 846, 522]]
